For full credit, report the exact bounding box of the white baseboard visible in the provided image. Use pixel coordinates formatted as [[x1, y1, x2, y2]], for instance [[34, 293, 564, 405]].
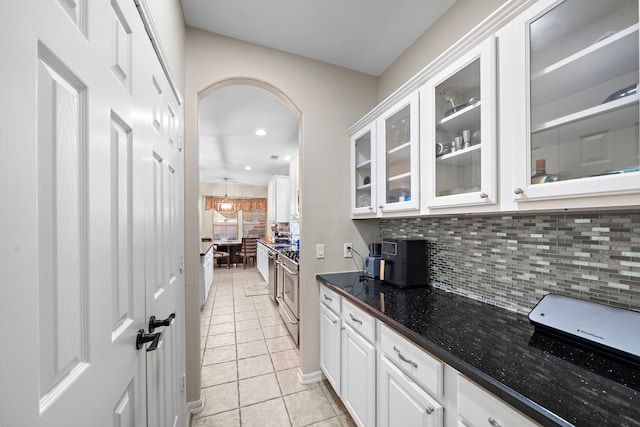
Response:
[[186, 391, 204, 426], [298, 368, 324, 385]]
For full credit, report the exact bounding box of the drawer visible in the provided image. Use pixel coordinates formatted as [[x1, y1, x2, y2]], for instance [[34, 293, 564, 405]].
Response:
[[458, 375, 539, 427], [379, 323, 443, 399], [319, 284, 341, 314], [341, 298, 376, 344]]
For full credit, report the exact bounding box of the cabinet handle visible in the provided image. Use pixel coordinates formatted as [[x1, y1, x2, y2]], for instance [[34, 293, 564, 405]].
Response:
[[488, 417, 502, 427], [379, 205, 384, 210], [330, 319, 338, 325], [349, 313, 362, 324], [425, 407, 434, 415], [369, 206, 374, 211], [480, 192, 488, 199], [323, 294, 333, 302], [393, 345, 417, 368], [514, 187, 524, 195]]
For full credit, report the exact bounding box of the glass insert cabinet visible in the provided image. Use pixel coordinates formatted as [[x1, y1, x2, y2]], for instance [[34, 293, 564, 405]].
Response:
[[512, 0, 640, 201], [350, 93, 420, 217], [421, 37, 497, 208]]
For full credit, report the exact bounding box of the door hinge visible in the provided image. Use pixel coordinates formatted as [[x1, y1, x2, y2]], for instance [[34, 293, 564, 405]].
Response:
[[181, 374, 186, 394], [179, 254, 184, 274]]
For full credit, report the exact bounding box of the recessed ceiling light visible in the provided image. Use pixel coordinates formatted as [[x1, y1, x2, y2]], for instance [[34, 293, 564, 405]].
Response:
[[284, 156, 292, 161], [255, 129, 266, 136], [245, 166, 252, 170]]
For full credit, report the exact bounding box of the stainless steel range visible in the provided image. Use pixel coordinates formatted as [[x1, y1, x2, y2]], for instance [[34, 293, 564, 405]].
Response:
[[276, 250, 299, 346]]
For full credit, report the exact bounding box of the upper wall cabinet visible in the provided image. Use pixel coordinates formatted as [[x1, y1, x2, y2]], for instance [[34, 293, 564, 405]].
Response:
[[352, 123, 377, 216], [351, 93, 420, 217], [377, 92, 421, 215], [508, 0, 640, 205], [420, 37, 497, 210]]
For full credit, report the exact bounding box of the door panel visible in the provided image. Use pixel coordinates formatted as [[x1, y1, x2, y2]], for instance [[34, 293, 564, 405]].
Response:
[[0, 0, 182, 425]]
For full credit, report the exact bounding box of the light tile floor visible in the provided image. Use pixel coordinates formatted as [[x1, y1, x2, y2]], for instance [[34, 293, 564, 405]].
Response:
[[192, 265, 356, 427]]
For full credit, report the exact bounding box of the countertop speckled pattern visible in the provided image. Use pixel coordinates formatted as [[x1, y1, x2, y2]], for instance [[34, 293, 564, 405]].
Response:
[[316, 272, 640, 427]]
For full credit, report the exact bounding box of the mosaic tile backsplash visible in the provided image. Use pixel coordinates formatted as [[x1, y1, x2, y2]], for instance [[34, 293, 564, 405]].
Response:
[[379, 211, 640, 315]]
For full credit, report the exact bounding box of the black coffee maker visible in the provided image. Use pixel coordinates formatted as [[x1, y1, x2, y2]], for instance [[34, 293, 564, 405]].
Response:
[[380, 238, 428, 288]]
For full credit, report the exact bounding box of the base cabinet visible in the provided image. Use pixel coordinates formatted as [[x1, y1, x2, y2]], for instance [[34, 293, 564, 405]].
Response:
[[457, 375, 538, 427], [320, 302, 342, 393], [257, 242, 268, 281], [378, 354, 443, 427], [342, 323, 376, 427]]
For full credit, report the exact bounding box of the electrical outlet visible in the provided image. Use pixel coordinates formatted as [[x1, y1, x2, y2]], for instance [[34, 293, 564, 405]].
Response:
[[344, 243, 353, 258], [316, 244, 325, 259]]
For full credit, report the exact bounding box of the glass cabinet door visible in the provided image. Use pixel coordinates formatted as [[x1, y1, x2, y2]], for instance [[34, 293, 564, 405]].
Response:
[[351, 124, 376, 216], [422, 37, 496, 208], [513, 0, 639, 201], [377, 92, 420, 213]]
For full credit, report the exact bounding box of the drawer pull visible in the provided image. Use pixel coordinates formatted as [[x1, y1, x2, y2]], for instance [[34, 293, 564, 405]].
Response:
[[425, 407, 434, 415], [323, 294, 333, 302], [488, 417, 502, 427], [393, 345, 417, 368], [349, 313, 363, 324]]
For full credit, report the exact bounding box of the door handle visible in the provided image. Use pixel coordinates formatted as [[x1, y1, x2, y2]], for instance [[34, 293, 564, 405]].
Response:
[[136, 329, 163, 352], [149, 312, 175, 333]]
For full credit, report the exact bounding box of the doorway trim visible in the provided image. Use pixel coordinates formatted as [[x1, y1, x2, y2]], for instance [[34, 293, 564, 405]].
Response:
[[186, 77, 303, 417]]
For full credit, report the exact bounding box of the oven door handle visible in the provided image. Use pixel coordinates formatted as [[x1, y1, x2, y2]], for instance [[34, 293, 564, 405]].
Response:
[[277, 296, 299, 324], [280, 263, 298, 276]]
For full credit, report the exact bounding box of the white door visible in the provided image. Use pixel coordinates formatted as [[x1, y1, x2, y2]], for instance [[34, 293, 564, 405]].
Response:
[[136, 22, 185, 427], [0, 1, 183, 426]]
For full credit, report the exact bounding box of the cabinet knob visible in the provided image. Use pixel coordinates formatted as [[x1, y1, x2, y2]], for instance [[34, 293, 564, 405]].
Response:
[[488, 417, 502, 427], [369, 206, 374, 211], [479, 192, 488, 199], [379, 205, 383, 210], [514, 187, 524, 195]]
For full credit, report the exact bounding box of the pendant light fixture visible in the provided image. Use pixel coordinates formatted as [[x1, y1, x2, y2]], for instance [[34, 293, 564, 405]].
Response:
[[216, 177, 236, 213]]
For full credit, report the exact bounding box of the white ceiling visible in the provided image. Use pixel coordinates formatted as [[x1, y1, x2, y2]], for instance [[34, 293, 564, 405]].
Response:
[[198, 85, 298, 186], [185, 0, 457, 186]]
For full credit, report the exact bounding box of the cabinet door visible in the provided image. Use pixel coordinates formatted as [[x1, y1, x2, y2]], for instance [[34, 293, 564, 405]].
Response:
[[510, 0, 640, 204], [377, 92, 420, 214], [421, 37, 497, 209], [378, 354, 443, 427], [320, 303, 342, 394], [351, 123, 378, 216], [342, 323, 376, 427]]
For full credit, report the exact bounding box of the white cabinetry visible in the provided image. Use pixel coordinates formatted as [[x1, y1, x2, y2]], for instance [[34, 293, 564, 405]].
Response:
[[457, 375, 538, 427], [341, 300, 377, 427], [200, 245, 214, 304], [378, 354, 443, 427], [257, 241, 269, 281], [351, 93, 420, 218], [421, 37, 497, 210], [268, 175, 290, 223], [319, 286, 376, 427], [506, 0, 640, 208], [351, 123, 377, 216], [378, 323, 443, 427], [320, 302, 341, 393], [289, 156, 299, 220]]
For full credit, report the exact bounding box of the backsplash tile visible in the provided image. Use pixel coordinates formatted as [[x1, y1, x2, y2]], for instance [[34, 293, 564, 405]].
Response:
[[379, 211, 640, 315]]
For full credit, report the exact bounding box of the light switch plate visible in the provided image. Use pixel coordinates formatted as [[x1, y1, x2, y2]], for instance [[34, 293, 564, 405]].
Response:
[[316, 244, 325, 259]]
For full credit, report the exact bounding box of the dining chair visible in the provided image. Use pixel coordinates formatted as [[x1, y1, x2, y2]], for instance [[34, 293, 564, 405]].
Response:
[[236, 237, 258, 269]]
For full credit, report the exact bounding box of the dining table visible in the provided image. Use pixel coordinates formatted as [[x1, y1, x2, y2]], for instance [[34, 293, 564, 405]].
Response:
[[213, 240, 242, 267]]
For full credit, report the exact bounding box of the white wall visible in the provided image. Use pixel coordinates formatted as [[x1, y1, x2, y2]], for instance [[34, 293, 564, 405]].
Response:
[[184, 28, 379, 388]]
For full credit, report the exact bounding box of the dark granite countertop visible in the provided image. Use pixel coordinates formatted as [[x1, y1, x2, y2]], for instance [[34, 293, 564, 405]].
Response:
[[258, 239, 297, 252], [316, 272, 640, 427], [199, 242, 213, 256]]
